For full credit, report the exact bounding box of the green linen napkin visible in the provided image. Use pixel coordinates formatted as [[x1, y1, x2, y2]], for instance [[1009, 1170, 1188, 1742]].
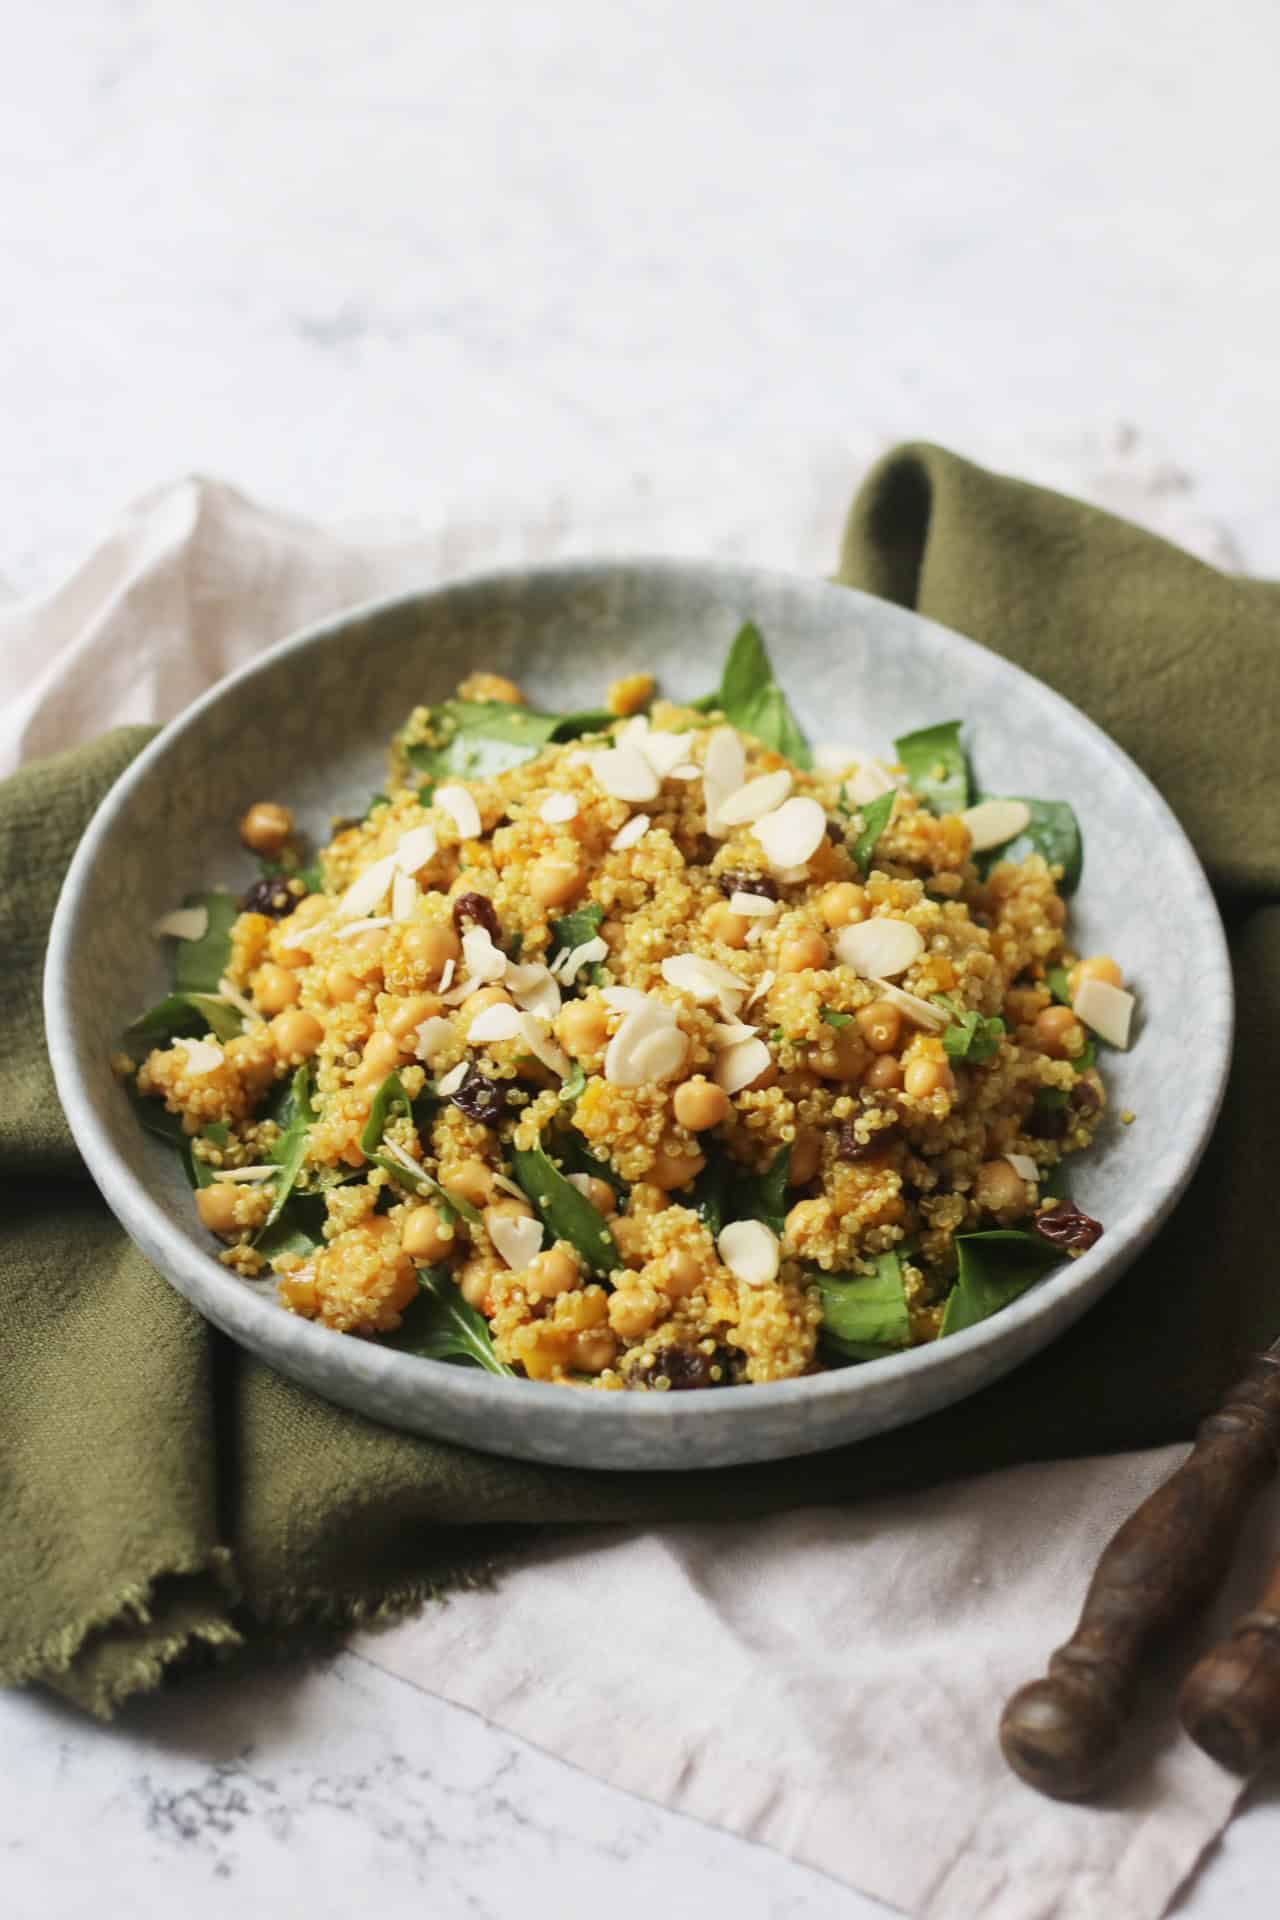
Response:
[[4, 444, 1277, 1717]]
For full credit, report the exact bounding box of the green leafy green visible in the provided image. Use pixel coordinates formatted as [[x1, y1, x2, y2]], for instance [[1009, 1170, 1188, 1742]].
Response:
[[818, 1250, 912, 1361], [737, 1145, 792, 1236], [386, 1265, 514, 1375], [1072, 1037, 1097, 1073], [253, 1190, 329, 1259], [850, 788, 895, 875], [509, 1142, 622, 1276], [555, 1131, 629, 1201], [820, 1007, 853, 1029], [975, 795, 1083, 896], [1047, 965, 1073, 1006], [403, 699, 613, 782], [696, 623, 812, 767], [548, 901, 605, 985], [939, 1230, 1063, 1338], [559, 1061, 587, 1105], [940, 1007, 1005, 1064], [126, 991, 243, 1045], [690, 1147, 734, 1238], [171, 892, 239, 994], [254, 1063, 317, 1243], [893, 721, 969, 816], [360, 1071, 482, 1225], [365, 791, 390, 816]]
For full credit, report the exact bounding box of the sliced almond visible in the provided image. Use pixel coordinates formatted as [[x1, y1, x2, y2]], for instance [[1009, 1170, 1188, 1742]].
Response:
[[485, 1207, 544, 1271], [668, 764, 700, 781], [539, 793, 579, 824], [753, 796, 827, 871], [812, 743, 858, 772], [436, 1061, 469, 1096], [152, 905, 210, 941], [834, 917, 924, 979], [178, 1038, 224, 1076], [334, 916, 392, 940], [506, 961, 562, 1021], [413, 1015, 456, 1065], [467, 1002, 524, 1044], [213, 1164, 278, 1183], [461, 925, 508, 983], [717, 1218, 780, 1288], [1073, 977, 1135, 1050], [746, 969, 775, 1009], [438, 956, 456, 993], [635, 727, 692, 777], [711, 1019, 759, 1045], [395, 824, 438, 873], [588, 744, 660, 803], [517, 1011, 571, 1077], [435, 784, 483, 840], [869, 979, 949, 1031], [337, 852, 399, 921], [216, 976, 258, 1020], [844, 759, 898, 805], [601, 986, 652, 1014], [703, 726, 746, 836], [714, 770, 793, 827], [1005, 1152, 1039, 1182], [604, 1004, 688, 1085], [391, 871, 418, 922], [660, 954, 750, 1006], [552, 936, 608, 985], [713, 1035, 772, 1094], [728, 891, 780, 919], [960, 798, 1031, 852], [611, 814, 650, 852]]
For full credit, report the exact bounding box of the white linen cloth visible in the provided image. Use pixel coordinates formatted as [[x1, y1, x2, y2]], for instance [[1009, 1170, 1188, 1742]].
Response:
[[4, 476, 1269, 1920]]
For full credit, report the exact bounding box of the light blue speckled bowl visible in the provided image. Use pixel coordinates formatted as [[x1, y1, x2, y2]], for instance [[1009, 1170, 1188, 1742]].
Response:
[[44, 563, 1232, 1470]]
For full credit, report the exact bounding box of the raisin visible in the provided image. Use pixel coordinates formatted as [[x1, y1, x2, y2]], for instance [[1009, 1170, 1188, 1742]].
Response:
[[1033, 1202, 1103, 1252], [717, 870, 778, 901], [649, 1347, 713, 1391], [824, 817, 846, 845], [452, 891, 501, 942], [1027, 1100, 1068, 1141], [238, 873, 298, 920], [448, 1063, 506, 1127], [837, 1118, 901, 1161]]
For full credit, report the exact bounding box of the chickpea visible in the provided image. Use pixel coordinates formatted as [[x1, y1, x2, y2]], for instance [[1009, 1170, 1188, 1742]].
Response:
[[239, 801, 293, 858], [658, 1249, 704, 1299], [608, 1287, 661, 1338], [345, 929, 389, 978], [903, 1055, 955, 1099], [814, 1027, 864, 1082], [354, 1029, 402, 1086], [448, 1159, 495, 1208], [196, 1183, 245, 1238], [325, 964, 362, 1004], [527, 1245, 581, 1298], [270, 1008, 323, 1061], [976, 1159, 1031, 1218], [704, 901, 750, 948], [400, 921, 462, 985], [458, 1260, 494, 1311], [570, 1329, 619, 1374], [864, 1053, 904, 1093], [1068, 954, 1123, 998], [1035, 1004, 1084, 1060], [401, 1204, 457, 1262], [784, 1197, 828, 1248], [779, 928, 831, 973], [384, 991, 444, 1041], [463, 985, 511, 1034], [529, 857, 586, 909], [486, 1194, 535, 1226], [575, 1175, 617, 1216], [457, 669, 524, 706], [558, 998, 610, 1058], [787, 1128, 822, 1186], [673, 1077, 730, 1132], [291, 892, 332, 929], [856, 999, 902, 1053], [251, 962, 298, 1016], [820, 881, 867, 928], [649, 1147, 706, 1191]]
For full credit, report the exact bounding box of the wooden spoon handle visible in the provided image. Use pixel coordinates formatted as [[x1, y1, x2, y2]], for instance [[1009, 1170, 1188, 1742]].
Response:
[[999, 1351, 1280, 1800], [1178, 1555, 1280, 1775]]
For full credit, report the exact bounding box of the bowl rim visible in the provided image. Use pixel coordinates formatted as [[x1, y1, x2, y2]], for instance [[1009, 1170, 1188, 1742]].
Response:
[[44, 556, 1234, 1435]]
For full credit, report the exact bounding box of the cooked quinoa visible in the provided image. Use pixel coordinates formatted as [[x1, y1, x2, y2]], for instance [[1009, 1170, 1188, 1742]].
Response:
[[124, 628, 1135, 1390]]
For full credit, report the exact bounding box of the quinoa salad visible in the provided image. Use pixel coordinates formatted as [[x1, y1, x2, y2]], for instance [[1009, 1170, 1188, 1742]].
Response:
[[119, 625, 1137, 1391]]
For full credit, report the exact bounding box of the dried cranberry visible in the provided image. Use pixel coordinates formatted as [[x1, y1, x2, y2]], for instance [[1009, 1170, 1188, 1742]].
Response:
[[452, 891, 501, 942], [448, 1063, 505, 1127], [837, 1118, 901, 1161], [1033, 1202, 1103, 1252], [717, 870, 778, 901], [238, 873, 298, 919], [650, 1347, 713, 1391]]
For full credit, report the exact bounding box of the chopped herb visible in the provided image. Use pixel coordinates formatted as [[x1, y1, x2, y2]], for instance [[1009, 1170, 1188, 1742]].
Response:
[[1047, 965, 1074, 1006], [939, 1230, 1063, 1337], [254, 1063, 316, 1244], [386, 1265, 514, 1375], [818, 1250, 912, 1361], [126, 991, 243, 1045], [558, 1061, 587, 1105], [769, 1025, 786, 1045], [172, 892, 239, 994], [974, 795, 1083, 896], [893, 721, 969, 816], [360, 1071, 482, 1225], [509, 1142, 622, 1275], [694, 622, 812, 767], [850, 788, 896, 876], [940, 1008, 1005, 1064], [820, 1007, 853, 1029]]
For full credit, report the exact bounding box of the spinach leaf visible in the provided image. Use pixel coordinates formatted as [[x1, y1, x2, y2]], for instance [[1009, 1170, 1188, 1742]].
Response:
[[188, 1123, 232, 1191], [254, 1063, 317, 1243], [559, 1061, 587, 1105], [125, 1080, 187, 1149], [555, 1130, 629, 1201], [850, 788, 895, 876], [254, 1190, 329, 1259], [1046, 965, 1073, 1006], [690, 1147, 733, 1238], [697, 623, 812, 767], [893, 721, 969, 816], [548, 901, 605, 985], [939, 1230, 1063, 1337], [735, 1145, 791, 1236], [172, 892, 239, 994], [403, 699, 613, 783], [820, 1007, 853, 1030], [386, 1265, 514, 1376], [360, 1071, 482, 1224], [818, 1250, 912, 1361], [509, 1142, 622, 1276], [126, 991, 243, 1045], [941, 1008, 1005, 1064], [975, 795, 1083, 896]]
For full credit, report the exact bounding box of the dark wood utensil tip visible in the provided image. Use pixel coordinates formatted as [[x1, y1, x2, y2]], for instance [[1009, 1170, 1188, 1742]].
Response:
[[1180, 1602, 1280, 1776], [999, 1350, 1280, 1799]]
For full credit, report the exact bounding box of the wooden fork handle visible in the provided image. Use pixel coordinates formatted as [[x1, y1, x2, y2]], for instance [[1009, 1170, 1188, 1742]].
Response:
[[999, 1351, 1280, 1800], [1178, 1554, 1280, 1775]]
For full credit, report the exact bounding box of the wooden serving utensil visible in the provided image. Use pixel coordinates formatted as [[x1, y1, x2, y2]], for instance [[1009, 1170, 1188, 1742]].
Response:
[[1179, 1556, 1280, 1775], [999, 1344, 1280, 1801]]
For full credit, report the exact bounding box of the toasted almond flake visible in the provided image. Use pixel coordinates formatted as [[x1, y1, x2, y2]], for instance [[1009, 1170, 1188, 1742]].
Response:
[[729, 890, 780, 919], [717, 1218, 780, 1288], [567, 1173, 598, 1200], [394, 824, 438, 873], [668, 764, 700, 781], [278, 915, 334, 950], [391, 871, 418, 922], [712, 1019, 759, 1044], [746, 969, 775, 1009], [1005, 1152, 1039, 1183], [601, 986, 652, 1014], [813, 742, 859, 772], [438, 956, 456, 992], [960, 798, 1032, 852], [179, 1038, 224, 1076], [834, 917, 925, 979], [338, 852, 399, 921], [619, 719, 691, 778], [152, 905, 210, 941], [506, 961, 562, 1020], [486, 1207, 544, 1271], [461, 925, 507, 983], [334, 915, 392, 940], [844, 759, 898, 805], [436, 1061, 469, 1096], [467, 1002, 524, 1044], [604, 1005, 689, 1086], [381, 1138, 427, 1185], [703, 726, 746, 836], [440, 975, 476, 1006], [870, 979, 949, 1031], [753, 796, 827, 870], [772, 865, 812, 885], [713, 1035, 771, 1094], [216, 976, 258, 1020], [611, 813, 650, 852], [554, 936, 608, 985], [715, 769, 793, 827], [490, 1172, 528, 1201], [660, 954, 750, 1006], [517, 1011, 571, 1077], [588, 744, 660, 803], [413, 1015, 455, 1065], [435, 783, 483, 840], [539, 792, 580, 824], [214, 1164, 278, 1184], [1072, 977, 1135, 1049]]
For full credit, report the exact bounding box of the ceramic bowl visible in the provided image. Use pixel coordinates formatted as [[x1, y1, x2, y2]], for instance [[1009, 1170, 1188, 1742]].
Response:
[[44, 562, 1232, 1469]]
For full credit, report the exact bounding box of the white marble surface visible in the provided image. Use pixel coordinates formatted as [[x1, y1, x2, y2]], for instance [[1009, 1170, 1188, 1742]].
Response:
[[4, 1, 1280, 1913]]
